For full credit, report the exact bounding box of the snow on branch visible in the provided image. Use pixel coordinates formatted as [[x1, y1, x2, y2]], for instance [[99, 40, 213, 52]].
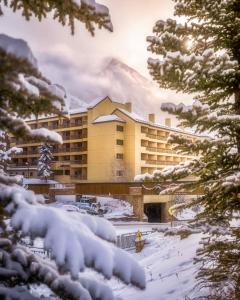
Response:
[[134, 159, 201, 196], [0, 240, 117, 300], [2, 185, 146, 290], [1, 0, 113, 35], [0, 109, 62, 144], [147, 16, 238, 94]]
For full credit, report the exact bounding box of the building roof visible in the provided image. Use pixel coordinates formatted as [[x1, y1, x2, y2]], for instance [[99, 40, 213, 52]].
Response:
[[113, 108, 204, 138], [92, 114, 125, 124], [69, 107, 88, 115], [87, 96, 109, 109]]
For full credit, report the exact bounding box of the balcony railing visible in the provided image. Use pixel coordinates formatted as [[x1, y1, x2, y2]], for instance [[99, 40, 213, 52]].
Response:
[[70, 121, 87, 127], [70, 147, 87, 152], [145, 160, 177, 165], [70, 175, 87, 180], [71, 160, 87, 164], [146, 133, 168, 140], [62, 135, 71, 140], [145, 147, 174, 154], [70, 134, 87, 139], [9, 162, 38, 167]]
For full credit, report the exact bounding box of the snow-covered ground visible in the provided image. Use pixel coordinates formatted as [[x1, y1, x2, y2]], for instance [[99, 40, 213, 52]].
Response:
[[113, 231, 204, 300], [32, 194, 205, 299]]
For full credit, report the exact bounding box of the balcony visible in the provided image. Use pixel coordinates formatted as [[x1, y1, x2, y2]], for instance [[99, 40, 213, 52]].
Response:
[[146, 133, 168, 141], [70, 147, 87, 152], [70, 134, 87, 140], [146, 147, 174, 154], [71, 160, 87, 165], [70, 175, 87, 180], [70, 120, 87, 127], [62, 135, 71, 141], [145, 160, 177, 166], [9, 162, 38, 167]]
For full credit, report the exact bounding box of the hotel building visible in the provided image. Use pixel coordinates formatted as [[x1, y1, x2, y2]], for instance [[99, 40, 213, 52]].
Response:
[[9, 96, 200, 183]]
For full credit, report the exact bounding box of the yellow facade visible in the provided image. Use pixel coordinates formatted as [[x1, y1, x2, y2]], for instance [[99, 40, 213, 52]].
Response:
[[9, 96, 200, 183]]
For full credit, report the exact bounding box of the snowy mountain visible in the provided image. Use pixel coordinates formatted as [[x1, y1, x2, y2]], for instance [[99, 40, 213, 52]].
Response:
[[72, 57, 184, 124], [97, 57, 163, 114], [0, 34, 189, 126], [0, 34, 37, 67]]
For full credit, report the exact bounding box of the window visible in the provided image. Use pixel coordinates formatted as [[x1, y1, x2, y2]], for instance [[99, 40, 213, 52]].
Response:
[[116, 153, 124, 159], [116, 125, 124, 132], [116, 139, 124, 145], [116, 170, 124, 177], [51, 121, 59, 129], [62, 120, 70, 127]]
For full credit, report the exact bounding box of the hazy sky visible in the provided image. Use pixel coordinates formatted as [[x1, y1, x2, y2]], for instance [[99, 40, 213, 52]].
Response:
[[0, 1, 175, 74], [0, 1, 193, 111]]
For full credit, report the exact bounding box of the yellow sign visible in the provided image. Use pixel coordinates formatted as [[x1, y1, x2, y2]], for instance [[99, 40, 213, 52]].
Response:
[[168, 207, 175, 216], [136, 230, 142, 241]]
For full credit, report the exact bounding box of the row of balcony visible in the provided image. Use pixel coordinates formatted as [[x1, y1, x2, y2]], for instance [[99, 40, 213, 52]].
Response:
[[10, 159, 88, 167], [29, 119, 88, 130], [13, 133, 87, 145], [53, 147, 88, 153], [145, 133, 168, 141], [48, 121, 88, 129], [18, 146, 88, 155], [145, 146, 174, 154], [144, 160, 179, 165], [61, 134, 87, 140], [70, 175, 87, 180]]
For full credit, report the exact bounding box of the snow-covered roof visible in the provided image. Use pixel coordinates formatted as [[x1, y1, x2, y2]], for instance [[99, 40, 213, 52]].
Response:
[[93, 114, 125, 124], [69, 107, 88, 115], [87, 96, 110, 109], [114, 108, 203, 138]]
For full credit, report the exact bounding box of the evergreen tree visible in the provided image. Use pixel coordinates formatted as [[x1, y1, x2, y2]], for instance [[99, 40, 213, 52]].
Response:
[[37, 143, 53, 182], [0, 0, 113, 35], [0, 2, 146, 299], [143, 0, 240, 298]]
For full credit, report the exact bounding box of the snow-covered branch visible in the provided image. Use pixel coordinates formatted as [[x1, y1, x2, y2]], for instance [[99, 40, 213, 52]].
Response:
[[1, 185, 146, 290], [0, 109, 62, 144]]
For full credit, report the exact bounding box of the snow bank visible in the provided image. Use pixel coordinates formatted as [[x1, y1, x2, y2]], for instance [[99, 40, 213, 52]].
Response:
[[97, 197, 133, 219], [114, 232, 205, 300]]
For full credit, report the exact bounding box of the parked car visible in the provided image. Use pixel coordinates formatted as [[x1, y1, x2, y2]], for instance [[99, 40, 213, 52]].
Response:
[[61, 205, 86, 214]]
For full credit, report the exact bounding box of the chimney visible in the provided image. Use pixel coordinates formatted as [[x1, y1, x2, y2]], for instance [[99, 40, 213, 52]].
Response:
[[165, 118, 171, 127], [125, 102, 132, 112], [148, 113, 155, 123]]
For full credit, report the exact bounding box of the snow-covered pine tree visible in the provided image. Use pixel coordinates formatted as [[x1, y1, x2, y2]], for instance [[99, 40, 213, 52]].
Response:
[[0, 131, 22, 174], [140, 0, 240, 298], [0, 3, 146, 299], [37, 143, 53, 182], [0, 0, 113, 35]]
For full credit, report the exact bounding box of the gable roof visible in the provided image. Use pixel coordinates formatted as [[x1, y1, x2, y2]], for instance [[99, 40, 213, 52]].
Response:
[[87, 96, 111, 109], [112, 108, 204, 138], [92, 114, 125, 124]]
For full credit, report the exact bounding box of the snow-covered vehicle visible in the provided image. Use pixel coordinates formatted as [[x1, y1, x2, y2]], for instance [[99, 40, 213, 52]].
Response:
[[75, 197, 107, 216], [61, 205, 86, 214]]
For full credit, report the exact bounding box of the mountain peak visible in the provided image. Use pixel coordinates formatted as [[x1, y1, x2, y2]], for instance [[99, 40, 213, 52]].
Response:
[[101, 57, 149, 84]]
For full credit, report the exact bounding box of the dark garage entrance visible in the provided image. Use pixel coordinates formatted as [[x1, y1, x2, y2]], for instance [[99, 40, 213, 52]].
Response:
[[144, 203, 163, 223]]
